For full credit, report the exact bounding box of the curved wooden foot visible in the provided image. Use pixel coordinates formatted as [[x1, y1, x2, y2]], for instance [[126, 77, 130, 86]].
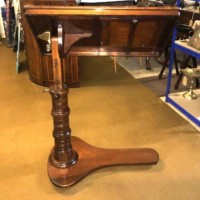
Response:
[[48, 136, 159, 187]]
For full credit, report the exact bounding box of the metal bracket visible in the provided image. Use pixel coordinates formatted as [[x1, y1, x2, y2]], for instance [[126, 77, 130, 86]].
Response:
[[37, 31, 51, 52]]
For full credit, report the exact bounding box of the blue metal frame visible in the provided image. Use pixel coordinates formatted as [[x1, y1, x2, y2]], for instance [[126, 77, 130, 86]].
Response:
[[166, 96, 200, 126], [175, 42, 200, 59], [165, 27, 177, 98], [165, 21, 200, 127]]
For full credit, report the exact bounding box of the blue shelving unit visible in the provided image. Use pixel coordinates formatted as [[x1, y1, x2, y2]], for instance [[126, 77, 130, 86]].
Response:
[[165, 8, 200, 127]]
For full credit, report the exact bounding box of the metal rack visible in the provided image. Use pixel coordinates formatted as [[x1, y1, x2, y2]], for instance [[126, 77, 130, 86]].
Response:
[[165, 4, 200, 126]]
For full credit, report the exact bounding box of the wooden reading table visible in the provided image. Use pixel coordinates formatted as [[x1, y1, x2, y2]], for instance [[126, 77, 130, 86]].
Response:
[[23, 4, 179, 187]]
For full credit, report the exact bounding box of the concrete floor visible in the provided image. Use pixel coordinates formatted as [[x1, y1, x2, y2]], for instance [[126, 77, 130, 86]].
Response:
[[0, 42, 200, 200]]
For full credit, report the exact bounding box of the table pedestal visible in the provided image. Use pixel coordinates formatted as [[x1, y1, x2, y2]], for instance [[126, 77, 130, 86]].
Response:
[[48, 84, 158, 188], [47, 35, 159, 188]]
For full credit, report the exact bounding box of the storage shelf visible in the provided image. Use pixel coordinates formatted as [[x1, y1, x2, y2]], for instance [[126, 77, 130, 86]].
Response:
[[165, 29, 200, 127]]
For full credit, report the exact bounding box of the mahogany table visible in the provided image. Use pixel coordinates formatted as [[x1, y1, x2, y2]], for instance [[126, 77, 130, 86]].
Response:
[[23, 5, 179, 187]]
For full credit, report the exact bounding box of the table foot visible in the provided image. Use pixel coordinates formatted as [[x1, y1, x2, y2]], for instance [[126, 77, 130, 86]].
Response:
[[48, 136, 159, 187]]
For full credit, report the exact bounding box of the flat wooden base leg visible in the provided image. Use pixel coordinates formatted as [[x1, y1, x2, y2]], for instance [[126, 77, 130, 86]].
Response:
[[48, 136, 159, 188]]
